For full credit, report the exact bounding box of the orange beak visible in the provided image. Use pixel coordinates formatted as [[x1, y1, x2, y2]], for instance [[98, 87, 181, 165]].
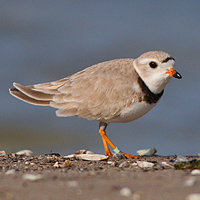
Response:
[[166, 68, 182, 79]]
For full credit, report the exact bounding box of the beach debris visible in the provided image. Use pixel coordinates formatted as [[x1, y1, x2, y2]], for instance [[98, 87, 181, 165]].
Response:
[[107, 161, 116, 167], [185, 193, 200, 200], [0, 150, 6, 155], [5, 169, 16, 176], [137, 148, 157, 156], [22, 174, 43, 182], [119, 161, 130, 168], [75, 154, 108, 161], [53, 162, 59, 168], [137, 161, 155, 168], [175, 155, 188, 163], [61, 160, 72, 168], [15, 149, 33, 156], [120, 187, 132, 197], [175, 160, 200, 170], [64, 154, 74, 159], [75, 149, 95, 154], [66, 181, 78, 187], [191, 169, 200, 175], [160, 162, 174, 169], [184, 177, 198, 187]]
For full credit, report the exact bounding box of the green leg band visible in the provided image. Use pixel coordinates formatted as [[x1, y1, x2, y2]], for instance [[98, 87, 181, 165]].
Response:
[[113, 147, 120, 154]]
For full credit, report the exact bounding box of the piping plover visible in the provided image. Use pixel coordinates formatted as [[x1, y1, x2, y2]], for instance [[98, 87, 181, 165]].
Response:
[[9, 51, 182, 158]]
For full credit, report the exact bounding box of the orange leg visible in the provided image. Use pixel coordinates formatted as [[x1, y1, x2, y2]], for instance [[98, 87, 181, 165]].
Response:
[[99, 122, 139, 159]]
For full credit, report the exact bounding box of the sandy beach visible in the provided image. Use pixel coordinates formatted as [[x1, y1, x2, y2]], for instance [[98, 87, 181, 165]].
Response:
[[0, 153, 200, 200]]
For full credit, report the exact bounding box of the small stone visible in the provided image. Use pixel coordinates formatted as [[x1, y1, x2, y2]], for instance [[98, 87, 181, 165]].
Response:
[[53, 162, 59, 168], [120, 187, 132, 197], [185, 193, 200, 200], [25, 161, 29, 165], [60, 160, 72, 168], [107, 161, 116, 167], [191, 169, 200, 175], [5, 169, 16, 176], [119, 161, 129, 168], [0, 150, 6, 155], [22, 174, 43, 182]]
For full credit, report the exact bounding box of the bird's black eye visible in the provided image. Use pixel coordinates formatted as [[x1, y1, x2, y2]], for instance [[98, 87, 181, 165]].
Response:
[[149, 62, 158, 68]]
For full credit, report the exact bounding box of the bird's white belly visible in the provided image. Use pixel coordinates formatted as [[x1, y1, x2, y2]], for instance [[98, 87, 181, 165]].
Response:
[[108, 101, 157, 123]]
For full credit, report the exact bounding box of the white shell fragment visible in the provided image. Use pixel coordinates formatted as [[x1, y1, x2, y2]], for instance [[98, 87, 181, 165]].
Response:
[[0, 150, 6, 155], [75, 154, 109, 161], [15, 150, 33, 156], [191, 169, 200, 175], [120, 187, 132, 197], [175, 155, 188, 163], [185, 193, 200, 200], [160, 162, 174, 169], [22, 174, 43, 182], [137, 161, 155, 168], [137, 148, 157, 156], [5, 169, 16, 176]]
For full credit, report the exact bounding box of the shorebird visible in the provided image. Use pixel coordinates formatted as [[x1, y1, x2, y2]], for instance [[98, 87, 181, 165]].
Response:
[[9, 51, 182, 158]]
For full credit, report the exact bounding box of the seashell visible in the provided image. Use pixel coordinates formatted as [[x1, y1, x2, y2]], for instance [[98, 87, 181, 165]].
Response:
[[191, 169, 200, 175], [75, 154, 109, 161], [63, 154, 75, 159], [120, 187, 132, 197], [15, 150, 33, 156], [0, 150, 6, 156], [185, 193, 200, 200], [160, 162, 174, 169], [137, 148, 157, 156], [175, 155, 188, 163], [5, 169, 16, 176], [22, 174, 43, 182], [137, 161, 154, 168]]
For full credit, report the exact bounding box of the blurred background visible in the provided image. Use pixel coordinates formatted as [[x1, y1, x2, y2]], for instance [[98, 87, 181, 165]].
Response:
[[1, 1, 200, 156]]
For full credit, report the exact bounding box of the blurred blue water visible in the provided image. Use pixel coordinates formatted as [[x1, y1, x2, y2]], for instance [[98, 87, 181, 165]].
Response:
[[1, 1, 200, 155]]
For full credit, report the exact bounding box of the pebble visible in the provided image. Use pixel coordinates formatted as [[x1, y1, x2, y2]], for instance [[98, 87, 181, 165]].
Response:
[[22, 174, 44, 182], [5, 169, 16, 176], [120, 187, 132, 197], [61, 160, 72, 168], [185, 193, 200, 200], [0, 150, 6, 155], [119, 161, 129, 168], [137, 148, 157, 156], [191, 169, 200, 175]]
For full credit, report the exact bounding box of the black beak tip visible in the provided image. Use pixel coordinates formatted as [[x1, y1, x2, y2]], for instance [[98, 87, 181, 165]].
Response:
[[174, 72, 182, 79]]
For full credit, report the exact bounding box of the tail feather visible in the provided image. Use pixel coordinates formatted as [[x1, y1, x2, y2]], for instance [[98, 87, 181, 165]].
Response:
[[9, 83, 52, 106]]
